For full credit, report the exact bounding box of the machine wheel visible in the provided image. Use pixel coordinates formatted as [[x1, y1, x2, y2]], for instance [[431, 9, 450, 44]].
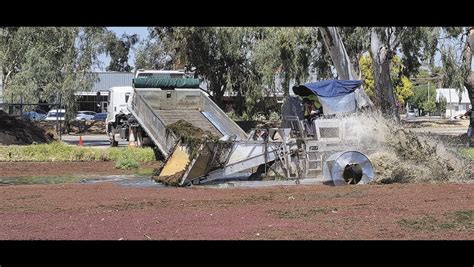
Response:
[[323, 151, 374, 186], [248, 161, 275, 181], [248, 164, 265, 181]]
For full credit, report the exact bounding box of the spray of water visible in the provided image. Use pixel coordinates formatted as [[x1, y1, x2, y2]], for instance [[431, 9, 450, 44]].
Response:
[[333, 111, 473, 184]]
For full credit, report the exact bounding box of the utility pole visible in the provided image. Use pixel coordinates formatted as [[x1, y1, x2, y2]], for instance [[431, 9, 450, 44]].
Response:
[[427, 81, 430, 116], [428, 82, 430, 99], [449, 88, 452, 118], [58, 93, 62, 141]]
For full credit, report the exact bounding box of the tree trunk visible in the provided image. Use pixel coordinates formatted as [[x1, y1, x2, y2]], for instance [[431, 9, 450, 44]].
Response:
[[463, 27, 474, 109], [2, 69, 13, 101], [320, 27, 357, 80], [210, 81, 225, 109], [320, 27, 374, 108], [213, 90, 225, 110], [369, 29, 398, 120]]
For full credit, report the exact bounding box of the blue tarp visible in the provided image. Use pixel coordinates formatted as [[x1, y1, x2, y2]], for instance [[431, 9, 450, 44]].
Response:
[[293, 79, 363, 97]]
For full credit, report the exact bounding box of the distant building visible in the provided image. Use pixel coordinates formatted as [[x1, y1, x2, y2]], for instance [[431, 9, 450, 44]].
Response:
[[436, 88, 472, 118], [76, 72, 134, 113]]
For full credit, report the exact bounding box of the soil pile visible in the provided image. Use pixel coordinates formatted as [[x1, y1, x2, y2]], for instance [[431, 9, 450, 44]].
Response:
[[0, 110, 54, 145], [67, 120, 106, 134]]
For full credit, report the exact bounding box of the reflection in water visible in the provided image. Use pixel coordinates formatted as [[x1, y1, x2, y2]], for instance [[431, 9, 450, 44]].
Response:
[[0, 173, 322, 189], [0, 175, 165, 187]]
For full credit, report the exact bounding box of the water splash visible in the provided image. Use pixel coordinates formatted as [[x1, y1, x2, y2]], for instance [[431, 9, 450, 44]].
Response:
[[335, 112, 473, 184]]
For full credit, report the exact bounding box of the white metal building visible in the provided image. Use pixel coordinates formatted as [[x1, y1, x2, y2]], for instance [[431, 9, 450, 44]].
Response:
[[436, 88, 472, 118], [76, 72, 134, 113]]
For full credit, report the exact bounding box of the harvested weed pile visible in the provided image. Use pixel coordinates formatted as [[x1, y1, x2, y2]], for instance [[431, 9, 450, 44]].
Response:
[[165, 119, 219, 157], [152, 120, 219, 186], [0, 110, 54, 145], [367, 117, 473, 184], [153, 169, 186, 186]]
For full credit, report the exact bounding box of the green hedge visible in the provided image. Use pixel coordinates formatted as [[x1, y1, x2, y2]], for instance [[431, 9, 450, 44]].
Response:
[[0, 142, 155, 162]]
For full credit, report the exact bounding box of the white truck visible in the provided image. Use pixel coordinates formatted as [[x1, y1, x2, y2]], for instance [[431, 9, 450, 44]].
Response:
[[105, 70, 188, 147]]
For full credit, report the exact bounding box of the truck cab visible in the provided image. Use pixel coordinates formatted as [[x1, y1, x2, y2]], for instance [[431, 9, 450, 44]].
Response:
[[106, 86, 133, 146], [106, 86, 132, 124]]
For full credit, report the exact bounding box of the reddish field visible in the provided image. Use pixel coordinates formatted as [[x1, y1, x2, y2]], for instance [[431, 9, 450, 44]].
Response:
[[0, 170, 472, 240]]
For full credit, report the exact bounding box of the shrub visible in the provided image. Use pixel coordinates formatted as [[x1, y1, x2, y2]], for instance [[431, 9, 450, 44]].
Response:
[[0, 142, 155, 162], [114, 154, 139, 170]]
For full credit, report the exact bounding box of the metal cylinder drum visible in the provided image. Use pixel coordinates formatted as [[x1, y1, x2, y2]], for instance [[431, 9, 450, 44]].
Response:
[[323, 151, 374, 186]]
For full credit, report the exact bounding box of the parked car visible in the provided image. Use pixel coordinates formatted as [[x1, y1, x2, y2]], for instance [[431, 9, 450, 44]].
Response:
[[22, 111, 46, 121], [92, 112, 107, 121], [75, 111, 96, 121], [406, 110, 416, 119], [44, 109, 66, 121]]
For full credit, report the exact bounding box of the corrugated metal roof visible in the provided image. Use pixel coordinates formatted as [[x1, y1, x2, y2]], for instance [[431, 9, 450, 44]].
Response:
[[90, 72, 134, 92]]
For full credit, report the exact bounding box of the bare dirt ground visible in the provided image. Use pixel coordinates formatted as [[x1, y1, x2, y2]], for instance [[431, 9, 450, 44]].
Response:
[[0, 116, 472, 240], [0, 180, 472, 240]]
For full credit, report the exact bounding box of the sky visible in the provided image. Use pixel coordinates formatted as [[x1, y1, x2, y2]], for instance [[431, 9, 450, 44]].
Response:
[[97, 27, 149, 71]]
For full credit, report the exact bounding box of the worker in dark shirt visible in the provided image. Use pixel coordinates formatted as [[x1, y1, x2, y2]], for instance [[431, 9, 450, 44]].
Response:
[[302, 95, 322, 137]]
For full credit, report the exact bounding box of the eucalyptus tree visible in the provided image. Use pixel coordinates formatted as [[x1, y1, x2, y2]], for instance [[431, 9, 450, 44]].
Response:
[[105, 32, 139, 72], [368, 27, 438, 118], [0, 27, 109, 109], [439, 27, 474, 108], [318, 27, 438, 118], [252, 27, 314, 97], [137, 27, 316, 118]]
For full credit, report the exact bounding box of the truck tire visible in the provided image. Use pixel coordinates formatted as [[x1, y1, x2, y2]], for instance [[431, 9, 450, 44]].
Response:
[[110, 134, 118, 147], [136, 128, 144, 147]]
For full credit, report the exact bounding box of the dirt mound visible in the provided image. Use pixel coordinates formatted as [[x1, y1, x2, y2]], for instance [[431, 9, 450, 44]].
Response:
[[67, 120, 106, 134], [0, 110, 54, 145]]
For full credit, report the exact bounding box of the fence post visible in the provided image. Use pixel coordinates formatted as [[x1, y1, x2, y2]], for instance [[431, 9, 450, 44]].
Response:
[[20, 94, 23, 117], [58, 94, 62, 141], [9, 94, 13, 115]]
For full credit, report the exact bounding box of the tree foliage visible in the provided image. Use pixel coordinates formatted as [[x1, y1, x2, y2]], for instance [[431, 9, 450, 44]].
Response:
[[422, 98, 437, 113], [135, 27, 175, 70], [105, 33, 139, 72], [338, 27, 370, 75], [135, 27, 318, 118], [366, 27, 438, 117], [166, 27, 260, 112], [0, 27, 108, 111], [252, 27, 314, 96], [359, 54, 413, 105], [132, 27, 452, 118], [431, 27, 474, 112], [408, 85, 437, 112]]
